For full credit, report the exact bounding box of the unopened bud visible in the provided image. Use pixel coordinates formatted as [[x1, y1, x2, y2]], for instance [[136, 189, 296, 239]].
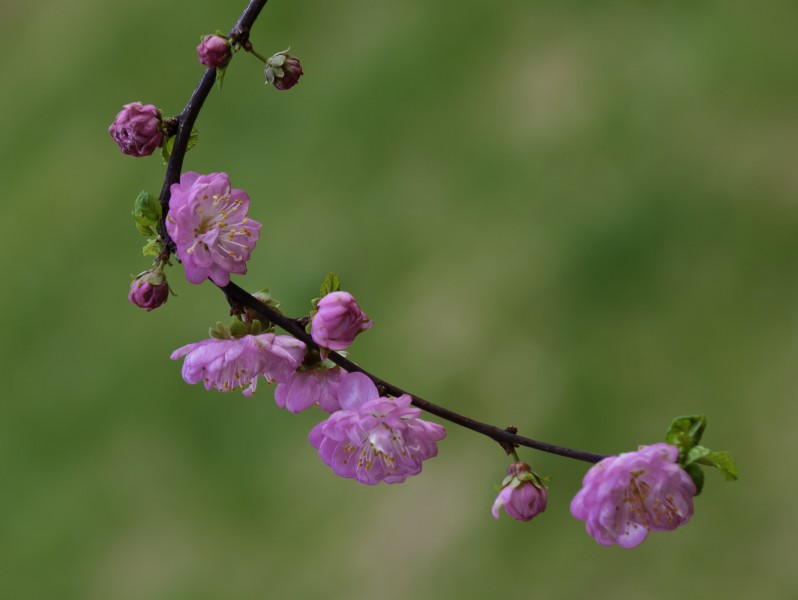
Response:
[[109, 102, 164, 157], [129, 268, 169, 311], [491, 461, 548, 522], [197, 34, 232, 69], [265, 51, 303, 90]]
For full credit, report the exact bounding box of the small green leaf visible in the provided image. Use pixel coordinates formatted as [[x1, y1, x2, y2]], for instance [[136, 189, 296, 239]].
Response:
[[132, 191, 162, 236], [250, 320, 263, 335], [697, 451, 739, 481], [160, 135, 174, 164], [684, 445, 711, 466], [216, 65, 227, 90], [142, 238, 162, 257], [161, 127, 198, 165], [136, 222, 154, 237], [665, 415, 707, 460], [685, 464, 705, 496], [186, 126, 199, 152], [319, 272, 341, 298], [252, 289, 280, 310]]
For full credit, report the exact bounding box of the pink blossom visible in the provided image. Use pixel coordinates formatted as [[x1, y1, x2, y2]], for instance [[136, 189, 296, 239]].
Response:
[[197, 34, 231, 68], [492, 462, 548, 522], [128, 268, 169, 311], [171, 333, 305, 396], [165, 172, 262, 286], [108, 102, 163, 157], [308, 372, 445, 484], [570, 443, 696, 548], [274, 366, 344, 413], [311, 291, 373, 352]]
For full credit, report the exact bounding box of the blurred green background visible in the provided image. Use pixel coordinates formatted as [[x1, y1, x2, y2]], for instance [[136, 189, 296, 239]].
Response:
[[1, 0, 797, 597]]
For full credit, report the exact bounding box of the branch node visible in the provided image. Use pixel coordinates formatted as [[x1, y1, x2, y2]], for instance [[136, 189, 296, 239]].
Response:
[[499, 426, 519, 456]]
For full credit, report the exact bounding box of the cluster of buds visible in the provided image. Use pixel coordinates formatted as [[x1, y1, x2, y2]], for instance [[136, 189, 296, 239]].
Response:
[[109, 43, 302, 159]]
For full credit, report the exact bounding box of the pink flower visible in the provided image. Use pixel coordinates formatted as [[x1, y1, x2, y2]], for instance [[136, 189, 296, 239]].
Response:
[[311, 291, 373, 352], [128, 268, 169, 311], [171, 333, 305, 396], [165, 172, 262, 286], [264, 51, 303, 90], [108, 102, 163, 157], [492, 462, 548, 522], [570, 443, 696, 548], [197, 34, 232, 68], [308, 372, 445, 484], [275, 366, 344, 414]]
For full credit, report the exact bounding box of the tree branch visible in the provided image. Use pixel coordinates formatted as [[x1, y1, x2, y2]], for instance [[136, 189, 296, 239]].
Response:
[[157, 0, 607, 465], [220, 281, 607, 464]]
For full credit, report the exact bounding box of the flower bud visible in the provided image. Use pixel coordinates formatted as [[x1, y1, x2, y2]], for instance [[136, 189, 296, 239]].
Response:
[[265, 51, 303, 90], [129, 268, 169, 311], [108, 102, 164, 157], [310, 291, 373, 351], [492, 462, 548, 522], [197, 34, 232, 69]]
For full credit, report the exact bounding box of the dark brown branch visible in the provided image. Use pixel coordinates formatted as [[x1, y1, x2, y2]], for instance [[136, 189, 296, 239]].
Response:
[[220, 281, 607, 464], [156, 0, 607, 465]]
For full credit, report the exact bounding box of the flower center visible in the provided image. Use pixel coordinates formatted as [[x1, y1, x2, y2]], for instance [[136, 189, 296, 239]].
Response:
[[621, 469, 681, 532]]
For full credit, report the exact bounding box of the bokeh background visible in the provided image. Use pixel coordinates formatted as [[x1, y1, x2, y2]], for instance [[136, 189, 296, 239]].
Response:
[[1, 0, 797, 598]]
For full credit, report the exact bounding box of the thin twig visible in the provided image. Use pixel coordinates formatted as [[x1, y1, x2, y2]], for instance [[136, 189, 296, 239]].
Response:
[[220, 282, 607, 464]]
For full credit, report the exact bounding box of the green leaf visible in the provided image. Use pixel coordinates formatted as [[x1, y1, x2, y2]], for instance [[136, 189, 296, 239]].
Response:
[[160, 127, 198, 165], [186, 126, 199, 152], [252, 289, 280, 311], [665, 415, 707, 460], [136, 222, 154, 237], [684, 445, 711, 466], [685, 464, 705, 496], [160, 135, 174, 164], [142, 238, 162, 257], [697, 451, 739, 481], [216, 66, 227, 90], [319, 272, 341, 298], [132, 191, 162, 236]]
